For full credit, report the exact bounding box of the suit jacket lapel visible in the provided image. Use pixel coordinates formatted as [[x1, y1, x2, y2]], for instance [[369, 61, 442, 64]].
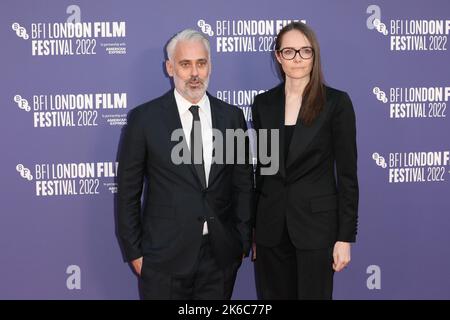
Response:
[[286, 93, 329, 168], [265, 84, 286, 178], [161, 90, 203, 188], [207, 93, 224, 186]]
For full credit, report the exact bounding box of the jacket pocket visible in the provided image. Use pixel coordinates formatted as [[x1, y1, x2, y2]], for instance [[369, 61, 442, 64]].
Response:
[[310, 194, 338, 213], [146, 202, 175, 219], [216, 202, 232, 216]]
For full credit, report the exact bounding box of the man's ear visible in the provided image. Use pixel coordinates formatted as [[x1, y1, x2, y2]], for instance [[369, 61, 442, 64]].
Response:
[[166, 60, 174, 77]]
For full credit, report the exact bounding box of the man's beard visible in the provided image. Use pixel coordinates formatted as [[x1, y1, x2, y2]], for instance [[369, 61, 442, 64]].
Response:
[[176, 75, 210, 102]]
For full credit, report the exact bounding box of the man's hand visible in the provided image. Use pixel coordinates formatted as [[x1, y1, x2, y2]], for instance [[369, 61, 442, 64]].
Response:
[[131, 257, 143, 276], [332, 241, 351, 272], [251, 241, 256, 261]]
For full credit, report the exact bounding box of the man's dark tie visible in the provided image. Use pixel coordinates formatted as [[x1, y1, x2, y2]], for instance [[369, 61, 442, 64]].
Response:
[[189, 105, 207, 189]]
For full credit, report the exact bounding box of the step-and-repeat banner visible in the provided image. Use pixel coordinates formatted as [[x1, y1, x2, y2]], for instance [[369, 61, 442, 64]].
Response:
[[1, 0, 449, 299]]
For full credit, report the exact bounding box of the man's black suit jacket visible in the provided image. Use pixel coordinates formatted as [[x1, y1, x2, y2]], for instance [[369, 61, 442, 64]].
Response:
[[117, 90, 254, 275]]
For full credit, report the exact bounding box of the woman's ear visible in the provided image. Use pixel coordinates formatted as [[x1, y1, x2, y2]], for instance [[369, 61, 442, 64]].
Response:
[[275, 51, 282, 65]]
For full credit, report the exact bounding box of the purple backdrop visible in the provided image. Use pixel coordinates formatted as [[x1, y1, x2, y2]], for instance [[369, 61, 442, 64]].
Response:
[[1, 0, 450, 299]]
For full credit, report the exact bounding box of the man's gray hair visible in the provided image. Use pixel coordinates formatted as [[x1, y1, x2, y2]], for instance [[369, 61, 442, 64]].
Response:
[[166, 28, 211, 61]]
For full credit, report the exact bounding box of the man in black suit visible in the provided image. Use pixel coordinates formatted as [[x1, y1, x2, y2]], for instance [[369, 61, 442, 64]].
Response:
[[117, 28, 253, 300]]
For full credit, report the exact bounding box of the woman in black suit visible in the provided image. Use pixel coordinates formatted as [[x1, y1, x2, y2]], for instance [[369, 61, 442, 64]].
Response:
[[252, 21, 359, 299]]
